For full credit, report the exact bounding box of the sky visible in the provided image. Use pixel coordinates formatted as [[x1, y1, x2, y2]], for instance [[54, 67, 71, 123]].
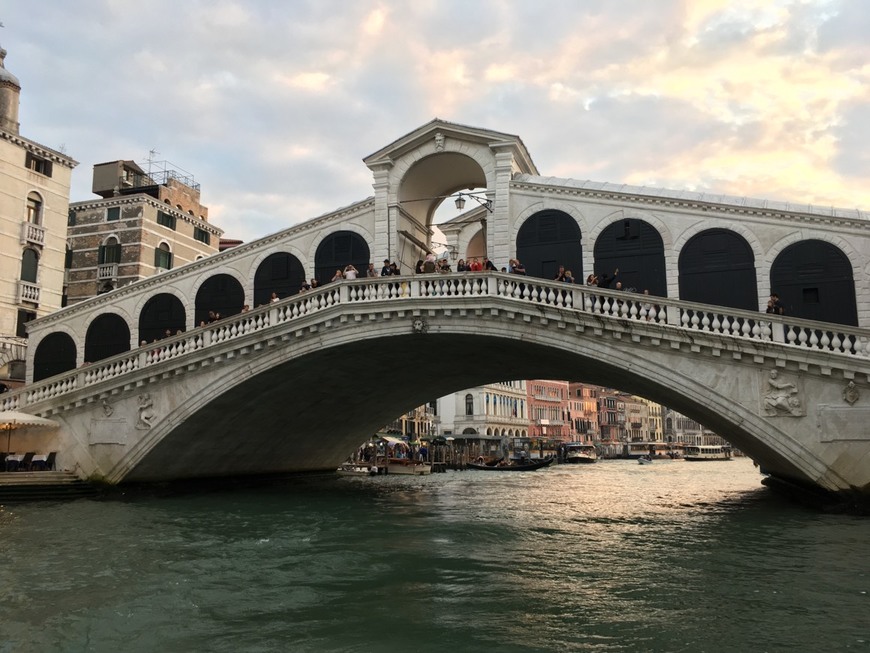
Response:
[[4, 0, 870, 242]]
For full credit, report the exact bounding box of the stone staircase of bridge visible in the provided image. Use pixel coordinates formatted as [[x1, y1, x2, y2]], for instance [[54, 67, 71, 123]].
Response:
[[0, 471, 101, 502]]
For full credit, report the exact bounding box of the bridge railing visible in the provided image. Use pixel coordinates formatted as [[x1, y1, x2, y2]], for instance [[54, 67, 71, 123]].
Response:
[[4, 273, 870, 413]]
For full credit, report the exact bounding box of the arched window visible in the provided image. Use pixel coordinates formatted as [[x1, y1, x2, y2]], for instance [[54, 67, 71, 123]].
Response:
[[678, 229, 757, 310], [26, 192, 43, 225], [516, 210, 582, 280], [465, 393, 474, 416], [154, 242, 173, 270], [99, 236, 122, 264], [20, 248, 38, 283]]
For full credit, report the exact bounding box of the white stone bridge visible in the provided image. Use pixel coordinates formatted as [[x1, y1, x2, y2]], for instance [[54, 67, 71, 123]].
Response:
[[6, 274, 870, 499], [11, 119, 870, 501]]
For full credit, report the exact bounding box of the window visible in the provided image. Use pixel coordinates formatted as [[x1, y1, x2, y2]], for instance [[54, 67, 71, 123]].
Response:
[[16, 310, 36, 338], [157, 211, 176, 230], [106, 207, 120, 222], [194, 227, 210, 244], [26, 193, 42, 225], [64, 247, 73, 269], [98, 237, 121, 264], [20, 248, 39, 283], [68, 208, 77, 226], [25, 152, 53, 177], [154, 243, 173, 270], [465, 393, 474, 416]]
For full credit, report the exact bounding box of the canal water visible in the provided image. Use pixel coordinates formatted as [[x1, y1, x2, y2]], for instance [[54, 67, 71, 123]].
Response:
[[1, 458, 867, 652]]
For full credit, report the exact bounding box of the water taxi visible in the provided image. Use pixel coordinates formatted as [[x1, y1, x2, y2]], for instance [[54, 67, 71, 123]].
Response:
[[564, 442, 597, 464], [684, 445, 732, 461]]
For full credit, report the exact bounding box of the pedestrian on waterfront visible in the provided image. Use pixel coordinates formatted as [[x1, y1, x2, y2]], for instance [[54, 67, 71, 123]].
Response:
[[344, 264, 359, 280], [366, 262, 379, 278], [381, 259, 393, 276]]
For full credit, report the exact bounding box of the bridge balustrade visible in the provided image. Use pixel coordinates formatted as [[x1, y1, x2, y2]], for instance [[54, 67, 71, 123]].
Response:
[[6, 273, 870, 413]]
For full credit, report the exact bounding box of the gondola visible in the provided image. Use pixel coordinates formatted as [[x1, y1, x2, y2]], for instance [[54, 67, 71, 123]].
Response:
[[466, 457, 553, 472]]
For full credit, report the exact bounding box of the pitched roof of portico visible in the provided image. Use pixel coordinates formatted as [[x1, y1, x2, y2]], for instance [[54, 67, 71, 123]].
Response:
[[363, 118, 538, 175]]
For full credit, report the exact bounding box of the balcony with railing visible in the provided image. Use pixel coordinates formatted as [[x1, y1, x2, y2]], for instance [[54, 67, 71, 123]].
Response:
[[18, 280, 40, 304], [21, 222, 45, 247], [97, 263, 119, 280]]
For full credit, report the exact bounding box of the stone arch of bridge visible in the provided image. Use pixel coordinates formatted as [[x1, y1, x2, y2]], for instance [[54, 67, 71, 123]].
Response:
[[113, 315, 832, 490]]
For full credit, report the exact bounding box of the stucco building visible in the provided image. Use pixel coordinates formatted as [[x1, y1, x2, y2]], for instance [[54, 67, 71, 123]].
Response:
[[0, 45, 76, 389]]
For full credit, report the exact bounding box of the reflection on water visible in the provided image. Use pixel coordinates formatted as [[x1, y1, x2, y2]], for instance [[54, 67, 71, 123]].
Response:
[[1, 458, 868, 652]]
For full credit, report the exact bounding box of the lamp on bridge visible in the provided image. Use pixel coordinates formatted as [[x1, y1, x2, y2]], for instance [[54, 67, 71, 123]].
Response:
[[453, 191, 493, 213]]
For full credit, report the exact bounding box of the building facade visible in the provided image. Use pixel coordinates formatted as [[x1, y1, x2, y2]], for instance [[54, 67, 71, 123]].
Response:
[[567, 382, 600, 442], [0, 45, 76, 389], [527, 379, 570, 440], [66, 159, 222, 304]]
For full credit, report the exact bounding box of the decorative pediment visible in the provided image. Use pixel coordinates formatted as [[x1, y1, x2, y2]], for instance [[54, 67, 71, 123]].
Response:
[[363, 118, 538, 175]]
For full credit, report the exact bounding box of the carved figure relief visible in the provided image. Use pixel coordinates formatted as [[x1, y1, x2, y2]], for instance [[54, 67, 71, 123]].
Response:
[[101, 399, 114, 417], [434, 132, 445, 151], [136, 393, 155, 429], [762, 369, 803, 417], [412, 317, 427, 334], [843, 381, 860, 405]]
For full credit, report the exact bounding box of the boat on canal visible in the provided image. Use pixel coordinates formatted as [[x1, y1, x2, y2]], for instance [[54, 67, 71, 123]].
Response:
[[684, 445, 732, 461], [564, 442, 598, 464], [637, 455, 653, 465], [336, 462, 378, 477], [466, 457, 553, 472]]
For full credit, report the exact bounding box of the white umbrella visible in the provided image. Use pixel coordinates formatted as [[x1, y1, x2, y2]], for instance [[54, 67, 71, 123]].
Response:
[[0, 410, 60, 453]]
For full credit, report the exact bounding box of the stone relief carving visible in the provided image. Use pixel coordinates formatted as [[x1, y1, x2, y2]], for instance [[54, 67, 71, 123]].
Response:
[[762, 369, 803, 417], [434, 132, 445, 151], [136, 393, 155, 429], [843, 381, 860, 405], [412, 317, 427, 334], [101, 399, 114, 417]]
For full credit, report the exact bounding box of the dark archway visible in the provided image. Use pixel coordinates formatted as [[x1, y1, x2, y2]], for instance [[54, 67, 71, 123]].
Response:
[[770, 240, 857, 326], [515, 210, 582, 280], [139, 293, 187, 343], [678, 229, 758, 310], [33, 332, 76, 382], [85, 314, 131, 363], [254, 252, 307, 306], [195, 274, 245, 325], [594, 219, 667, 296], [314, 231, 370, 285]]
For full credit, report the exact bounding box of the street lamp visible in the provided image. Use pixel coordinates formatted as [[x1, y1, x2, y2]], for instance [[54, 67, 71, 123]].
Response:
[[453, 191, 493, 213]]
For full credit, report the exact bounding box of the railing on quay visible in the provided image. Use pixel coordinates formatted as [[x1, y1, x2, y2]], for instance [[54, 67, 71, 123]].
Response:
[[5, 273, 870, 413]]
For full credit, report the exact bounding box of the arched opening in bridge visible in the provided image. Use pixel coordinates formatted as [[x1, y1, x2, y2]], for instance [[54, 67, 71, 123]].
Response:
[[678, 229, 758, 310], [139, 293, 186, 343], [314, 231, 371, 284], [516, 210, 582, 280], [254, 252, 307, 305], [770, 240, 857, 326], [398, 152, 487, 259], [195, 274, 245, 325], [85, 313, 131, 363], [32, 332, 76, 382], [594, 219, 667, 296]]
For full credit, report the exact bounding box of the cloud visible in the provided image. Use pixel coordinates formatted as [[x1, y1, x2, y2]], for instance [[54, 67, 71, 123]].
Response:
[[3, 0, 869, 241]]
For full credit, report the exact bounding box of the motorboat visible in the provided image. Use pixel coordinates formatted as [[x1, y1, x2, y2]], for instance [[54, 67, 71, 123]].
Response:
[[564, 443, 597, 464], [637, 455, 653, 465], [684, 445, 732, 461], [336, 462, 378, 477]]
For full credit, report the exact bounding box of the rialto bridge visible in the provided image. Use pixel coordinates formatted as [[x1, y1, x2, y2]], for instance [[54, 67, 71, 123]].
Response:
[[8, 120, 870, 500]]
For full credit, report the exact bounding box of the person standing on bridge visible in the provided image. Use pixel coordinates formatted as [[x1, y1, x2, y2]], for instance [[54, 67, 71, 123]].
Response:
[[344, 264, 359, 280], [381, 259, 393, 276], [597, 268, 619, 289], [766, 293, 784, 315], [366, 262, 379, 277], [330, 269, 344, 283]]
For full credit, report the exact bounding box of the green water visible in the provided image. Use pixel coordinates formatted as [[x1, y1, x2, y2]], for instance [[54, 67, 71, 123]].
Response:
[[1, 458, 867, 652]]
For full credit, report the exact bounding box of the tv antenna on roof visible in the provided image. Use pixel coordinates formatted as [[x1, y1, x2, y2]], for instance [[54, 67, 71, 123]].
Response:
[[146, 148, 159, 175]]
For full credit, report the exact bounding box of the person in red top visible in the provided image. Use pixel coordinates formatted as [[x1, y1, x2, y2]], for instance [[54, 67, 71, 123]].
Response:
[[469, 257, 483, 272]]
